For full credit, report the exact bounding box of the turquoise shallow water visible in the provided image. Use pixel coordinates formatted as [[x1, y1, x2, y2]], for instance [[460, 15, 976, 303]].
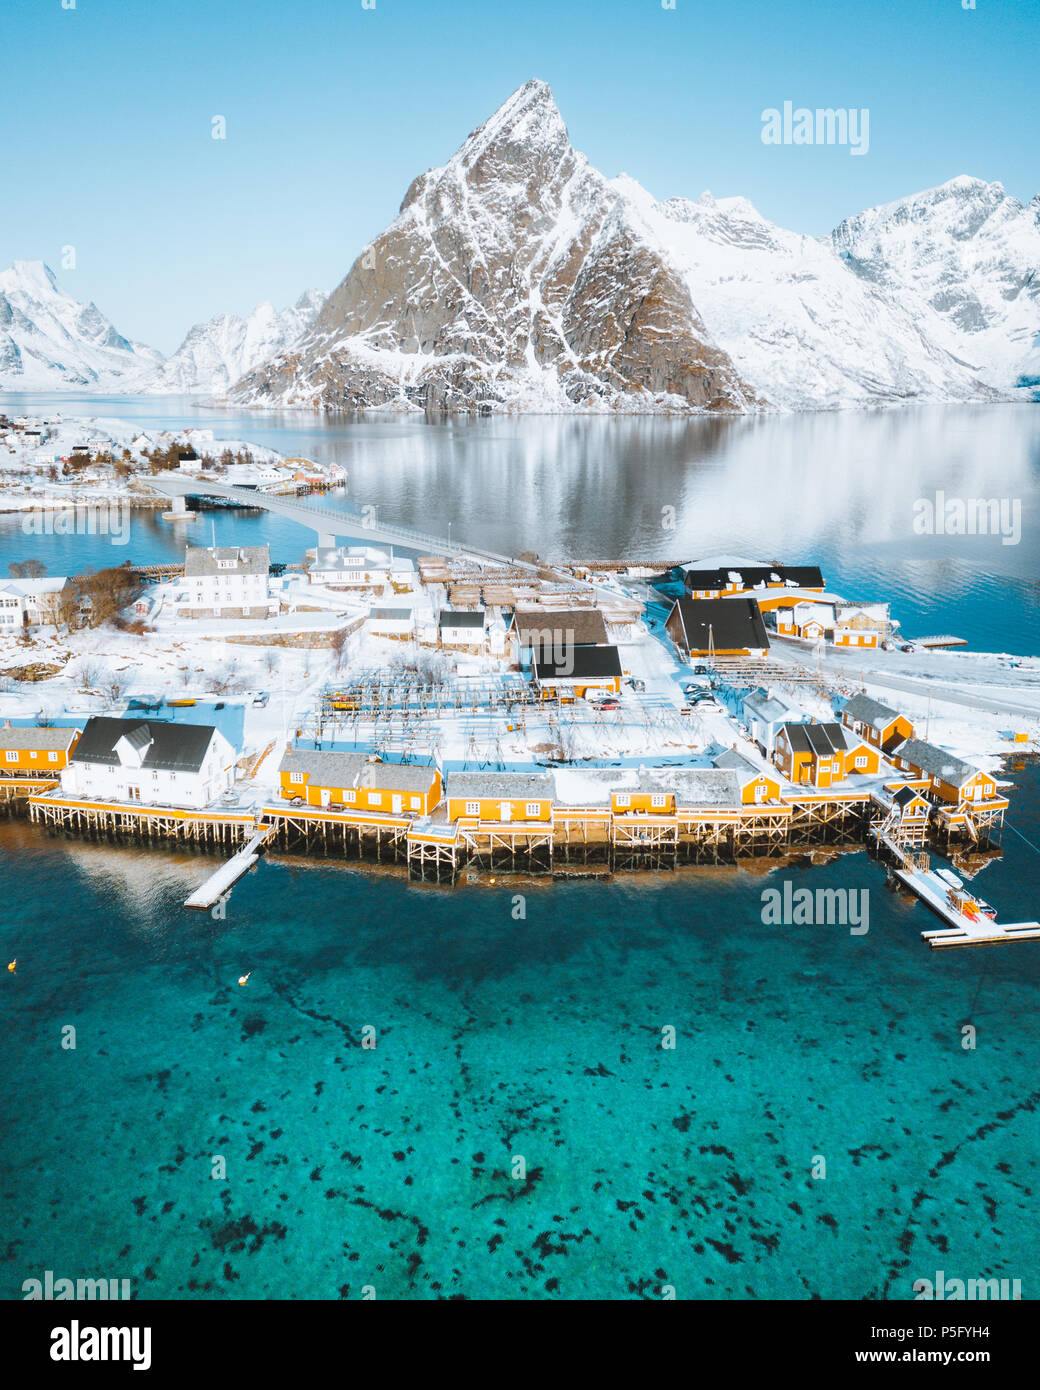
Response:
[[3, 765, 1039, 1300]]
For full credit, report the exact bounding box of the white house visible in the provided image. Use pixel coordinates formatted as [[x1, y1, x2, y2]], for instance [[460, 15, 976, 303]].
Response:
[[0, 577, 71, 628], [367, 606, 413, 639], [438, 608, 486, 648], [309, 546, 414, 591], [180, 545, 273, 619], [60, 717, 236, 810]]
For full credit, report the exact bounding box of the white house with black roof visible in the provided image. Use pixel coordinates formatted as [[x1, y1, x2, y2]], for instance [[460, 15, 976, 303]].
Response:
[[438, 608, 486, 648], [60, 717, 236, 810]]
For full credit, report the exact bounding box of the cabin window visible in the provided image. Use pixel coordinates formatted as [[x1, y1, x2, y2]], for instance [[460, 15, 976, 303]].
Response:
[[754, 783, 767, 801], [465, 801, 480, 816], [411, 796, 421, 809], [4, 751, 17, 762], [651, 794, 666, 808], [370, 792, 382, 806], [616, 793, 630, 808], [289, 773, 304, 785], [48, 751, 58, 762], [854, 756, 867, 768], [526, 802, 540, 817], [344, 790, 356, 803]]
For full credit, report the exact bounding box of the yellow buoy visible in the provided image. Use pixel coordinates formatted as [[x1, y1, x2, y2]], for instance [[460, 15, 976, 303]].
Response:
[[238, 971, 251, 987], [7, 959, 16, 973]]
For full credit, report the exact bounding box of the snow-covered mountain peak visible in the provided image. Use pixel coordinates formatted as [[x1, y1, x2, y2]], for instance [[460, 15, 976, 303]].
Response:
[[458, 78, 569, 166], [0, 259, 61, 298], [134, 290, 328, 395]]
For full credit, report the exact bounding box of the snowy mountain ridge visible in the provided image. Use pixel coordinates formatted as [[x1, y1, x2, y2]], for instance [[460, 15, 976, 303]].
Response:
[[231, 81, 1039, 413]]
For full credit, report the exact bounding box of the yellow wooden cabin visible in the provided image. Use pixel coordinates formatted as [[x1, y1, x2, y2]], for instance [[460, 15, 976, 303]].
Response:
[[891, 739, 999, 806], [279, 748, 441, 816], [712, 749, 783, 803], [446, 771, 555, 824], [773, 722, 849, 789], [840, 694, 914, 754], [0, 725, 81, 776]]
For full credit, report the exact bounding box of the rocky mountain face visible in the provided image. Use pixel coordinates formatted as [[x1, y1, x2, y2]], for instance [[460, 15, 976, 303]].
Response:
[[0, 261, 163, 390], [232, 81, 760, 413], [231, 80, 1038, 414], [136, 290, 326, 394]]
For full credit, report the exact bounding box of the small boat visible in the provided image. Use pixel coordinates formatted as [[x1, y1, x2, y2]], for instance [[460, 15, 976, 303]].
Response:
[[935, 867, 963, 890], [974, 898, 998, 920], [167, 698, 196, 707]]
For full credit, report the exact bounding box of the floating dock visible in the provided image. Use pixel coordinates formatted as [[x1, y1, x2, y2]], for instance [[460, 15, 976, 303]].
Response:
[[894, 862, 1040, 949], [183, 826, 274, 910]]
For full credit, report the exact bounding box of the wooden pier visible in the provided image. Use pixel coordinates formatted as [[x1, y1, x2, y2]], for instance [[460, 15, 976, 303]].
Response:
[[183, 825, 275, 909], [27, 792, 256, 847]]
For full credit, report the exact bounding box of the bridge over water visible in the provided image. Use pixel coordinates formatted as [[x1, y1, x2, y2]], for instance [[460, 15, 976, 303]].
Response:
[[144, 472, 519, 566]]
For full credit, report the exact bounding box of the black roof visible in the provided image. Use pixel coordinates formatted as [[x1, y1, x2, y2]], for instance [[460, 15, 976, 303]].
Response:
[[893, 785, 928, 808], [533, 644, 623, 681], [781, 721, 847, 757], [70, 717, 218, 772], [668, 597, 769, 652], [684, 564, 824, 592], [439, 609, 485, 628]]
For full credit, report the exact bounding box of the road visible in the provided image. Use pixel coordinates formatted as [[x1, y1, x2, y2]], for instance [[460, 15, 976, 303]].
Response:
[[767, 638, 1040, 722]]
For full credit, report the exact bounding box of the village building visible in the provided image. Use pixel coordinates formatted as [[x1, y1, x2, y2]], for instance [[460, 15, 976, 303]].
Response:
[[773, 722, 850, 788], [532, 644, 623, 699], [840, 694, 914, 753], [0, 577, 72, 628], [833, 603, 891, 648], [742, 688, 809, 755], [367, 606, 414, 639], [888, 785, 932, 846], [438, 609, 486, 649], [180, 545, 273, 619], [772, 598, 837, 640], [711, 748, 783, 803], [1, 725, 81, 777], [891, 738, 999, 805], [278, 749, 441, 816], [60, 717, 236, 810], [308, 546, 414, 591], [682, 562, 825, 599], [514, 607, 609, 665], [665, 597, 769, 659], [446, 771, 555, 824]]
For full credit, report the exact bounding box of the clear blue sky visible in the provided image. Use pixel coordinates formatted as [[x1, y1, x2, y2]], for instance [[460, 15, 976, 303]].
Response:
[[1, 0, 1035, 353]]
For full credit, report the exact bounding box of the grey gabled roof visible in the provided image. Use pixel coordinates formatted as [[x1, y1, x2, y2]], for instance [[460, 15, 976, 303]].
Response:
[[894, 738, 981, 788], [448, 771, 555, 800], [713, 748, 776, 783], [184, 545, 269, 577], [842, 693, 904, 731], [278, 749, 369, 786], [743, 687, 802, 722], [369, 607, 412, 620], [0, 725, 79, 751], [633, 767, 743, 807], [71, 717, 218, 772], [360, 761, 438, 794]]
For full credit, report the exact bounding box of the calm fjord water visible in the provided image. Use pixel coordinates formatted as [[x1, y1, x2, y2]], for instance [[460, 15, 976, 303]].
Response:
[[1, 397, 1038, 651], [1, 400, 1039, 1299]]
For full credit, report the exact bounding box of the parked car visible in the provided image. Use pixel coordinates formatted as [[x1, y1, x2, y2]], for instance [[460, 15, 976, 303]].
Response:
[[625, 677, 646, 692], [596, 699, 621, 711], [899, 643, 917, 654], [252, 691, 270, 707], [692, 664, 710, 675]]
